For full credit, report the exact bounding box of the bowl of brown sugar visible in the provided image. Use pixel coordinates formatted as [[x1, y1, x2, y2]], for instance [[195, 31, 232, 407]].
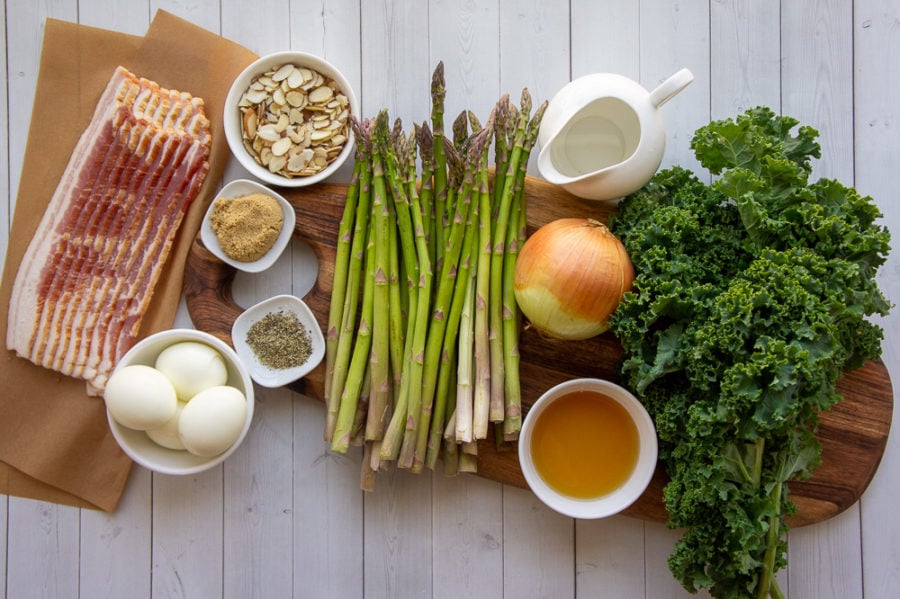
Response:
[[200, 179, 296, 273]]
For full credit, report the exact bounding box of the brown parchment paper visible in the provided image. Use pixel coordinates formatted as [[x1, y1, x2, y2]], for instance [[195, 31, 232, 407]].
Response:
[[0, 11, 256, 511]]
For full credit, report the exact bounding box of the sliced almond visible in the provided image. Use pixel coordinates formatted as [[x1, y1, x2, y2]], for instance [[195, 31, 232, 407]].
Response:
[[257, 124, 281, 142], [287, 69, 304, 89], [275, 112, 290, 133], [308, 86, 334, 104], [287, 148, 315, 172], [271, 137, 293, 157], [286, 91, 305, 107], [242, 110, 258, 138], [310, 129, 335, 142], [288, 128, 304, 144], [245, 89, 269, 104], [271, 64, 295, 82], [268, 155, 287, 173]]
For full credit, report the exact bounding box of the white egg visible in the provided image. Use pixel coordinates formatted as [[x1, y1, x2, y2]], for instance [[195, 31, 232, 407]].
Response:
[[104, 364, 178, 430], [146, 401, 187, 450], [177, 385, 248, 457], [154, 341, 228, 401]]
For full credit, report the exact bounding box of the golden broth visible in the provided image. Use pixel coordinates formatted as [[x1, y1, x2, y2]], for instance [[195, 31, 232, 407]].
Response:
[[530, 389, 639, 499]]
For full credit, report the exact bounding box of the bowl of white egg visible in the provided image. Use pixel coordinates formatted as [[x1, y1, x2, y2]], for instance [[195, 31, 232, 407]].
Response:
[[104, 328, 254, 475]]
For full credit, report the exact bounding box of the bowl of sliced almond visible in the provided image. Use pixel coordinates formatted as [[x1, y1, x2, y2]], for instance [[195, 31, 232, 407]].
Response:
[[225, 51, 359, 187]]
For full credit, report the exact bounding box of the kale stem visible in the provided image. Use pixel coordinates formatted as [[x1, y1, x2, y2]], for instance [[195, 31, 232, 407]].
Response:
[[756, 479, 783, 599], [770, 579, 785, 599], [752, 438, 765, 487]]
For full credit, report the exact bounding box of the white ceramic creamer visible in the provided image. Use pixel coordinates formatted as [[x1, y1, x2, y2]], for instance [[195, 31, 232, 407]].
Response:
[[537, 68, 693, 201]]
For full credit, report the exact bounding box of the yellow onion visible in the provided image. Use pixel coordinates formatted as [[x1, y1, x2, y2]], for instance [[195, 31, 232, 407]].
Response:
[[514, 218, 634, 340]]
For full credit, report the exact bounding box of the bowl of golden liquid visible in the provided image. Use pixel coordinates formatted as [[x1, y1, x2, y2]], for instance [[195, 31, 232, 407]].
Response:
[[518, 378, 657, 519]]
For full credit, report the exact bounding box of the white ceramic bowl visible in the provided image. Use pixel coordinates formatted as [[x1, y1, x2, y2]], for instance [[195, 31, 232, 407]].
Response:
[[231, 294, 325, 388], [224, 51, 359, 187], [200, 179, 295, 273], [106, 329, 254, 475], [518, 378, 657, 519]]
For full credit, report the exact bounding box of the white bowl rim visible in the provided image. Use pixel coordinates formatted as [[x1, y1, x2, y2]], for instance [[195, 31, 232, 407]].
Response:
[[223, 50, 359, 188], [518, 377, 658, 519], [231, 294, 326, 388], [200, 179, 296, 273], [106, 328, 255, 475]]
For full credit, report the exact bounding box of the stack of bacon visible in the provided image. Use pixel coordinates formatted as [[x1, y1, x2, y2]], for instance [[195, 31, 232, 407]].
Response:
[[6, 66, 212, 396]]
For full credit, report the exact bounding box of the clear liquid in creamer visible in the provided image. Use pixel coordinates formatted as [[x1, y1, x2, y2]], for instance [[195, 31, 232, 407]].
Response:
[[548, 97, 641, 177]]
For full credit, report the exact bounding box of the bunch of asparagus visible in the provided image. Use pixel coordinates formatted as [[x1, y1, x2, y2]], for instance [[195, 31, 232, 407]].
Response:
[[323, 63, 546, 487]]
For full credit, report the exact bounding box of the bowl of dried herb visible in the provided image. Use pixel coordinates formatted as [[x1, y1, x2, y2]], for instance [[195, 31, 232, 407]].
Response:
[[231, 294, 325, 388]]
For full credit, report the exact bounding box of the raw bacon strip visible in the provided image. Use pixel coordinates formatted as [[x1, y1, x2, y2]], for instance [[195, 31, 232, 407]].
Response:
[[69, 131, 190, 377], [26, 112, 130, 362], [57, 83, 211, 374], [6, 66, 211, 396], [39, 115, 145, 367], [88, 144, 209, 394], [83, 132, 201, 389], [46, 122, 163, 372], [80, 130, 210, 391], [59, 127, 174, 375]]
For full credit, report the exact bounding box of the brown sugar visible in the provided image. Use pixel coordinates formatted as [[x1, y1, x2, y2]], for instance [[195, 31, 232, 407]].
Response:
[[210, 193, 284, 262]]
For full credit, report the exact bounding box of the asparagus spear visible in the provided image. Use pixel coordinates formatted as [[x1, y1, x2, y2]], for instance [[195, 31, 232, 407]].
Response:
[[430, 62, 448, 266], [423, 152, 485, 468], [326, 121, 373, 442], [324, 157, 362, 417], [472, 149, 495, 440], [492, 96, 511, 208], [416, 124, 437, 266], [366, 114, 393, 441], [502, 100, 547, 438], [380, 129, 435, 462], [399, 128, 487, 470], [453, 243, 478, 444], [331, 221, 376, 453], [386, 180, 404, 408], [350, 368, 371, 447], [488, 90, 532, 424]]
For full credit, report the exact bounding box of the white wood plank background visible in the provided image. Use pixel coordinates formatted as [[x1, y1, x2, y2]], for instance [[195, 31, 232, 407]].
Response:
[[2, 1, 899, 597]]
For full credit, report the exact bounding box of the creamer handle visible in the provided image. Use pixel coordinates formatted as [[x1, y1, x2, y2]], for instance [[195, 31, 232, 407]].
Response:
[[649, 68, 694, 108]]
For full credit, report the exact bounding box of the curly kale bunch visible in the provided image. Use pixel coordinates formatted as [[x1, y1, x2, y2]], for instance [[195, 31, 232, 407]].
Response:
[[609, 107, 891, 599]]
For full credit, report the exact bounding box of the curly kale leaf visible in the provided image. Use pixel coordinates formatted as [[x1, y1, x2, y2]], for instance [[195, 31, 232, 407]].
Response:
[[609, 107, 890, 599], [690, 106, 821, 177]]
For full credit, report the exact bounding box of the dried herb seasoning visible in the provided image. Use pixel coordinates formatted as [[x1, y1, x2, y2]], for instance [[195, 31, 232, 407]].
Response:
[[246, 310, 312, 369]]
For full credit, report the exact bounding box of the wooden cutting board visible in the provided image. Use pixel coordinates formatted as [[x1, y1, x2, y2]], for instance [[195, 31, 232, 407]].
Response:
[[184, 176, 893, 527]]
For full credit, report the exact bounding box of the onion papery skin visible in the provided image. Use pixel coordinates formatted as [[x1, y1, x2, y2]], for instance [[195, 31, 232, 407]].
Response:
[[513, 218, 634, 340]]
